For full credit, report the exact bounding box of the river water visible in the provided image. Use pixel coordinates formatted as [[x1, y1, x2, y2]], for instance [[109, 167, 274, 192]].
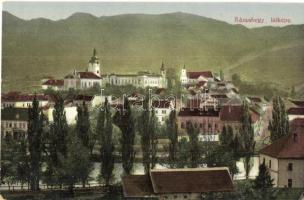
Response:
[[89, 156, 259, 185]]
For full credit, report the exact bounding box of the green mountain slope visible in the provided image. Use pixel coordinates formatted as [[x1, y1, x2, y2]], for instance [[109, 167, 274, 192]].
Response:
[[2, 11, 304, 92]]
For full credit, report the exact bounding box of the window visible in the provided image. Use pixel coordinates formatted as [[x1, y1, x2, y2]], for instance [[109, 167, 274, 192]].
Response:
[[269, 160, 272, 169], [288, 179, 292, 188], [174, 195, 177, 199], [263, 157, 265, 164], [184, 195, 188, 199], [162, 110, 166, 114], [181, 122, 185, 129], [200, 123, 203, 128], [288, 163, 293, 171]]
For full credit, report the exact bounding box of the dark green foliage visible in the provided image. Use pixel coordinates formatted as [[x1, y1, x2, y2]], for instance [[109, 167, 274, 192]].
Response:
[[13, 137, 30, 189], [28, 94, 45, 191], [186, 122, 200, 168], [269, 96, 289, 142], [176, 138, 189, 168], [254, 161, 274, 190], [166, 110, 178, 168], [98, 98, 115, 186], [76, 102, 90, 148], [113, 98, 136, 175], [240, 102, 255, 179], [138, 96, 158, 174], [45, 95, 69, 187], [60, 131, 92, 194]]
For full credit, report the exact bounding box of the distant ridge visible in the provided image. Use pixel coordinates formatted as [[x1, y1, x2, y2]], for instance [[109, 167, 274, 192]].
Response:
[[2, 11, 304, 92]]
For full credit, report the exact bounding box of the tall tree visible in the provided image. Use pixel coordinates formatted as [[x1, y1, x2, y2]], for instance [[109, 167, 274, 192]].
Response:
[[47, 95, 69, 187], [113, 98, 136, 175], [269, 96, 289, 142], [60, 131, 92, 194], [138, 97, 158, 174], [187, 122, 200, 168], [13, 136, 30, 189], [240, 102, 255, 179], [28, 95, 44, 191], [98, 98, 115, 186], [76, 102, 90, 148], [176, 138, 189, 168], [166, 110, 178, 168]]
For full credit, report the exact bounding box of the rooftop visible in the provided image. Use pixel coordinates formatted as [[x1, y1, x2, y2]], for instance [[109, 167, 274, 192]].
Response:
[[178, 107, 219, 117], [2, 93, 48, 102], [42, 79, 64, 86], [287, 107, 304, 115], [187, 71, 213, 79], [260, 132, 304, 159], [122, 167, 234, 198]]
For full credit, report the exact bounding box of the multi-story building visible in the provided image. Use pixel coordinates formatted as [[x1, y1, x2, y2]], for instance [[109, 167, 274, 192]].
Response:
[[259, 132, 304, 188], [1, 92, 49, 109], [122, 167, 234, 200], [152, 99, 175, 125], [1, 107, 28, 139], [103, 62, 167, 88]]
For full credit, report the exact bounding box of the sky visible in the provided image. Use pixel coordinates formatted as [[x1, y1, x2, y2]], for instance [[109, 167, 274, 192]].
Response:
[[2, 2, 304, 27]]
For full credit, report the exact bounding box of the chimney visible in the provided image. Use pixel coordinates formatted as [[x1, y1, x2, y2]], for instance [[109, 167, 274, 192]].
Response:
[[293, 133, 298, 142]]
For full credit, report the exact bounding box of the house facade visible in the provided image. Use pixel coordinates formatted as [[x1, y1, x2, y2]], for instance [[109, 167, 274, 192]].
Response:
[[259, 133, 304, 188], [1, 107, 28, 139], [103, 63, 167, 88]]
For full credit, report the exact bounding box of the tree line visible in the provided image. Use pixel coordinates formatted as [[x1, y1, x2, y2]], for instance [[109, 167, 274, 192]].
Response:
[[1, 93, 289, 198]]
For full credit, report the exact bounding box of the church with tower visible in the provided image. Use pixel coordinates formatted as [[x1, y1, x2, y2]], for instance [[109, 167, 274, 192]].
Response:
[[41, 48, 167, 91]]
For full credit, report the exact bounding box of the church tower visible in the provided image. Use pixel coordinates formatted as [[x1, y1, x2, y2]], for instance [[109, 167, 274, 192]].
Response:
[[160, 61, 166, 77], [88, 48, 101, 76], [180, 64, 188, 84], [160, 61, 167, 88]]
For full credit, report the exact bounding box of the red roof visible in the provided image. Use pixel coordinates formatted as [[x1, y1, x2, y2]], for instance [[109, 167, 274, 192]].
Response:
[[2, 93, 48, 102], [260, 133, 304, 159], [122, 175, 155, 198], [78, 72, 101, 79], [150, 168, 234, 193], [290, 118, 304, 134], [65, 71, 101, 79], [187, 71, 213, 79], [179, 108, 219, 117], [291, 100, 304, 107], [287, 107, 304, 115], [219, 105, 259, 123], [42, 79, 64, 86]]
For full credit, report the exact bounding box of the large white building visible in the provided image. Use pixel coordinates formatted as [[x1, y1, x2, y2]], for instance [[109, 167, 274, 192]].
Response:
[[103, 62, 167, 88]]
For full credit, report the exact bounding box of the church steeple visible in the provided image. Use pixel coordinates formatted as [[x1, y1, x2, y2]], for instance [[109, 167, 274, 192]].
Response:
[[88, 48, 101, 76], [89, 48, 99, 64], [160, 61, 165, 72]]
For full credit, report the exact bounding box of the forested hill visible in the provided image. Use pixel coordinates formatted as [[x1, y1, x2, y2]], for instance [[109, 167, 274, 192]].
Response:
[[2, 11, 304, 92]]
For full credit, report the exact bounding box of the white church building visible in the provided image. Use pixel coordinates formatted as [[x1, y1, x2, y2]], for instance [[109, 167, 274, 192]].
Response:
[[63, 49, 102, 90]]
